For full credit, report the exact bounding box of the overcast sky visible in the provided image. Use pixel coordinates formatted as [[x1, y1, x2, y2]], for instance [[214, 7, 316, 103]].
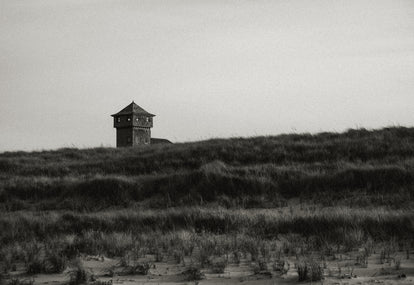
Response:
[[0, 0, 413, 151]]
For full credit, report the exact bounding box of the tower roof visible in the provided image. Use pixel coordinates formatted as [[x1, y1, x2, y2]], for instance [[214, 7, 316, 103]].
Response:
[[111, 101, 155, 117]]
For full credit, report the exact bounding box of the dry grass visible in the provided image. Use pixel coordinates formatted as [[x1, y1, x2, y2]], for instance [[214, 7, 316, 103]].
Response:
[[0, 127, 413, 280]]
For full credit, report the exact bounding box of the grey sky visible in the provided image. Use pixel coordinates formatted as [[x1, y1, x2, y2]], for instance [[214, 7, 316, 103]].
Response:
[[1, 0, 413, 151]]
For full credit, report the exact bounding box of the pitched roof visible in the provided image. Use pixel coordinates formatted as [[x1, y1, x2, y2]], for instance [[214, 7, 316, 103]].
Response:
[[111, 101, 155, 117]]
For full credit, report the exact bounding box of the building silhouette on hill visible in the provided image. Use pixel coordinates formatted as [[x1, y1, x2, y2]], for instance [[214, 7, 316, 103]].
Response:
[[111, 102, 171, 147]]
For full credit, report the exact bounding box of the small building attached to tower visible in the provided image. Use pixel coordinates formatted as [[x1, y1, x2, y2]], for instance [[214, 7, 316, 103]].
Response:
[[111, 102, 155, 147]]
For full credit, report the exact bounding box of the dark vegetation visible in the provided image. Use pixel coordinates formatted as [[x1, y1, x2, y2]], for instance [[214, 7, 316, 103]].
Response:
[[0, 127, 413, 281], [1, 127, 413, 210]]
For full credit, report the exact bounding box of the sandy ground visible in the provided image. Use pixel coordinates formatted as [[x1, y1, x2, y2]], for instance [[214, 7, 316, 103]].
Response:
[[5, 250, 414, 285]]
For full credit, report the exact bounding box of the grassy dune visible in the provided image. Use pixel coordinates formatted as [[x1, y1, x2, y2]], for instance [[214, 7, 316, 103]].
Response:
[[0, 127, 413, 282]]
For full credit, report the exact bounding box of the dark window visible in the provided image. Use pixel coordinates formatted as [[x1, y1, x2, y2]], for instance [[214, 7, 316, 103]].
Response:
[[127, 137, 131, 143]]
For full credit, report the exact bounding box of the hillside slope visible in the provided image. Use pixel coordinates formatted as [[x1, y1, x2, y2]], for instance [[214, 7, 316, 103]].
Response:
[[0, 127, 413, 285], [1, 127, 413, 210]]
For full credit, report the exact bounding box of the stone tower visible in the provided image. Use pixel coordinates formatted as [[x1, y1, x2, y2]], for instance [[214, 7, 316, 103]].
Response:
[[111, 102, 155, 147]]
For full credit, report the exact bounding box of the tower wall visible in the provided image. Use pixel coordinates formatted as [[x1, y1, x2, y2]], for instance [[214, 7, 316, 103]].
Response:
[[116, 128, 132, 147], [133, 127, 151, 146]]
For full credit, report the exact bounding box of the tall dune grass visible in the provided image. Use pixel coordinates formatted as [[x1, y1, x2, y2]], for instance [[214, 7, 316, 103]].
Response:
[[0, 127, 413, 271], [1, 207, 412, 247], [1, 127, 413, 177]]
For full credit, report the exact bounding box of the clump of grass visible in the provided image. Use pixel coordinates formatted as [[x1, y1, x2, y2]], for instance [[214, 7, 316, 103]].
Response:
[[122, 262, 151, 275], [273, 259, 289, 275], [260, 243, 271, 261], [297, 258, 324, 282], [68, 260, 92, 285], [379, 245, 394, 265], [197, 239, 216, 267], [395, 258, 401, 270], [253, 259, 268, 275], [356, 251, 368, 268], [103, 267, 115, 278], [182, 267, 204, 281], [239, 237, 259, 262], [154, 249, 164, 262], [25, 248, 67, 275], [0, 252, 13, 274], [173, 250, 184, 264], [232, 251, 241, 265], [258, 259, 268, 271], [7, 278, 34, 285], [404, 242, 410, 260], [26, 258, 46, 275], [45, 253, 67, 273], [23, 241, 43, 273], [211, 260, 226, 274], [90, 281, 112, 285]]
